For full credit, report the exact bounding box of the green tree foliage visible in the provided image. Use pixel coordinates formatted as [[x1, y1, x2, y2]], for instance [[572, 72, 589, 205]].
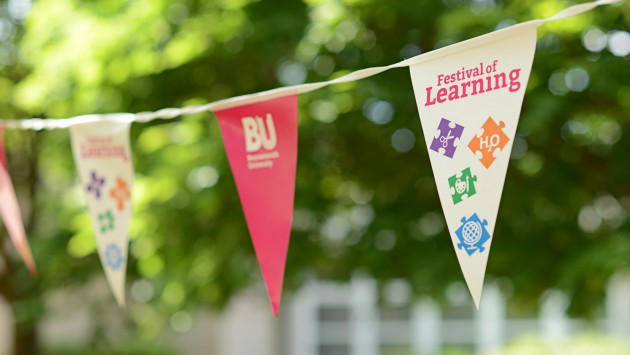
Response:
[[0, 0, 629, 350]]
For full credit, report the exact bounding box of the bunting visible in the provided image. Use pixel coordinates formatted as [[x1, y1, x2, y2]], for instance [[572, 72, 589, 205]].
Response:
[[214, 95, 298, 317], [70, 121, 134, 306], [0, 0, 620, 310], [409, 25, 537, 307], [0, 128, 37, 275]]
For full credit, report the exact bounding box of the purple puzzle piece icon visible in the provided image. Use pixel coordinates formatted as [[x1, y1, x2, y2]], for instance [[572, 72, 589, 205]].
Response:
[[86, 170, 106, 199], [430, 118, 464, 158]]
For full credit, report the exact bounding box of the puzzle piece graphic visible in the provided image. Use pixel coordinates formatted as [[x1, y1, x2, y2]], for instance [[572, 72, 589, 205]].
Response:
[[104, 243, 125, 271], [448, 167, 478, 205], [455, 213, 492, 256], [86, 170, 106, 199], [110, 177, 131, 211], [98, 209, 115, 234], [468, 117, 509, 169], [430, 118, 464, 159]]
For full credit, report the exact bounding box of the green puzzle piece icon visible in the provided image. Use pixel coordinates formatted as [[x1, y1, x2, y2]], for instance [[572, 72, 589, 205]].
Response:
[[448, 167, 478, 204], [98, 209, 115, 233]]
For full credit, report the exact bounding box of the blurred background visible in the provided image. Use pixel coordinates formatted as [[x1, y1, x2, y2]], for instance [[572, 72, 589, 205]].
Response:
[[0, 0, 629, 354]]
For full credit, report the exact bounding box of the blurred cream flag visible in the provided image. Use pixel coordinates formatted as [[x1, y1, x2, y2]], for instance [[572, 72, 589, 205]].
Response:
[[70, 119, 133, 306], [410, 23, 537, 307]]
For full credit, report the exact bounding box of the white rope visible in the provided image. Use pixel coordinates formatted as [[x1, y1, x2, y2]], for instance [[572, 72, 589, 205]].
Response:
[[0, 0, 621, 131]]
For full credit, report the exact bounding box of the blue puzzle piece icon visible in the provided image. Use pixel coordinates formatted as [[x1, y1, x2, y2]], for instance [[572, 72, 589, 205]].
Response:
[[104, 244, 125, 271], [455, 213, 492, 256], [430, 118, 464, 158]]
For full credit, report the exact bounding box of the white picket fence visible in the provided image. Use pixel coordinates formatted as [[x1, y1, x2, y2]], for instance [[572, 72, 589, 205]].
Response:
[[3, 273, 630, 355], [285, 273, 630, 355]]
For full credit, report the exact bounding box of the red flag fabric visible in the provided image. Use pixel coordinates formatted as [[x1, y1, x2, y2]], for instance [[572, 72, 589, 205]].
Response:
[[214, 95, 298, 317], [0, 127, 37, 275]]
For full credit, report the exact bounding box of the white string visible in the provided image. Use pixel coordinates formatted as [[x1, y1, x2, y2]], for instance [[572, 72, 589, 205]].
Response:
[[0, 0, 621, 131]]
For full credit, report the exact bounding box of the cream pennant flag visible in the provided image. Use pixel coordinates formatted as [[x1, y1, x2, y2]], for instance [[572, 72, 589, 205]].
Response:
[[410, 24, 537, 307], [70, 120, 133, 306]]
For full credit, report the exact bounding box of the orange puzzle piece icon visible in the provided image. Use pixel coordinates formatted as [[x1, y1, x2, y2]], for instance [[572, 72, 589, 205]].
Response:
[[110, 177, 131, 211], [468, 117, 509, 169]]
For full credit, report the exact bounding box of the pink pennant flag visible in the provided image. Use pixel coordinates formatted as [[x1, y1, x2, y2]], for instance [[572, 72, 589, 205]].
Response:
[[215, 95, 298, 317], [0, 127, 37, 276]]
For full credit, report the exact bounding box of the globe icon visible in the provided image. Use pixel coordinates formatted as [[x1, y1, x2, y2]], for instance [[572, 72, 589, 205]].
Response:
[[462, 221, 482, 245], [105, 244, 124, 271]]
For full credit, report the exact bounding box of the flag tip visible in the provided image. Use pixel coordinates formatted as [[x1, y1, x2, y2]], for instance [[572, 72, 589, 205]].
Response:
[[472, 289, 482, 310], [27, 265, 38, 278], [272, 301, 280, 318], [114, 293, 126, 308], [24, 253, 38, 278]]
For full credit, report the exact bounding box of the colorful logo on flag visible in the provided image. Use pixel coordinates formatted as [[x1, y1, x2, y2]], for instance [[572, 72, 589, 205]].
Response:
[[104, 244, 125, 271], [86, 170, 106, 199], [448, 167, 477, 204], [110, 177, 131, 211], [430, 118, 464, 158], [241, 114, 280, 170], [98, 209, 115, 233], [455, 213, 492, 256], [242, 114, 277, 153], [468, 117, 509, 169]]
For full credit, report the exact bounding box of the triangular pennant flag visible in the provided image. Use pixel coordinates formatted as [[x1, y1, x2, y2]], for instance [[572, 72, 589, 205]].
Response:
[[410, 25, 537, 307], [0, 127, 37, 275], [214, 95, 298, 317], [70, 120, 133, 306]]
